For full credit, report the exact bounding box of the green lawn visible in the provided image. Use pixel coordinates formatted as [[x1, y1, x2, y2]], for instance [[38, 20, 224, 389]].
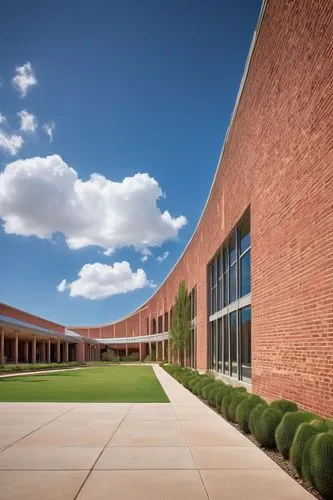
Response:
[[0, 366, 169, 402]]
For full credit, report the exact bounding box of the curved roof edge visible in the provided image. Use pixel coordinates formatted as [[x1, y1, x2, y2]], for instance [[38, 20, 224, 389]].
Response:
[[68, 0, 267, 330]]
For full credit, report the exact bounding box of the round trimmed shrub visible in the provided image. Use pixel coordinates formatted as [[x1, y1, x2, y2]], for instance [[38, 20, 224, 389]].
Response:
[[215, 386, 230, 411], [207, 386, 221, 406], [275, 411, 315, 458], [249, 403, 268, 437], [290, 421, 322, 476], [271, 399, 298, 414], [254, 407, 283, 448], [228, 392, 248, 423], [221, 391, 235, 419], [197, 378, 214, 396], [236, 395, 266, 433], [188, 376, 200, 391], [302, 433, 318, 485], [202, 382, 217, 400], [309, 431, 333, 498]]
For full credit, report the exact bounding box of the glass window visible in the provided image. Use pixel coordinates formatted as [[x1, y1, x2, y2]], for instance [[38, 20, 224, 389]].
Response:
[[211, 321, 216, 370], [240, 306, 251, 381], [230, 311, 237, 377], [223, 314, 229, 374], [239, 213, 250, 254], [223, 272, 229, 307], [229, 231, 237, 265], [217, 277, 223, 311], [229, 264, 237, 303], [240, 250, 251, 297], [223, 246, 228, 272], [217, 318, 222, 372]]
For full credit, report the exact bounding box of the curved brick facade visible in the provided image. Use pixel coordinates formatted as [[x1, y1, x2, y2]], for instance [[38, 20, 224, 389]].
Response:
[[69, 0, 333, 417]]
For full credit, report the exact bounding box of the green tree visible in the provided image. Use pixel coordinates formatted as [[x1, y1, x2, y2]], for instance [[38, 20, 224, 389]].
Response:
[[170, 280, 191, 366]]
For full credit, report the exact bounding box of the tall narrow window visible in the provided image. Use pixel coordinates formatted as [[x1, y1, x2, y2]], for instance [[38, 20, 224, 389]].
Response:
[[217, 252, 222, 311], [230, 311, 237, 377], [217, 318, 222, 372], [223, 314, 229, 374], [240, 306, 251, 381], [239, 213, 251, 297], [211, 321, 216, 370], [229, 231, 237, 303], [223, 246, 229, 307]]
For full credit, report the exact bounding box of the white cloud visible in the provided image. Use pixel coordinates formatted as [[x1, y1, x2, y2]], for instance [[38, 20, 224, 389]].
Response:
[[57, 261, 153, 300], [12, 62, 37, 97], [0, 129, 24, 156], [156, 251, 170, 262], [42, 121, 55, 142], [140, 248, 152, 262], [57, 279, 68, 292], [18, 110, 37, 133], [0, 113, 6, 125], [0, 154, 187, 253]]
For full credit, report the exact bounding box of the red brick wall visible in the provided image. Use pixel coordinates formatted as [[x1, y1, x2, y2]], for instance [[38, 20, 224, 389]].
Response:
[[0, 303, 65, 335], [69, 1, 333, 417]]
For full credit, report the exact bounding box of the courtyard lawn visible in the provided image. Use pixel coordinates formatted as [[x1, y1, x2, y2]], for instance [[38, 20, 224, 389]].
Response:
[[0, 365, 169, 403]]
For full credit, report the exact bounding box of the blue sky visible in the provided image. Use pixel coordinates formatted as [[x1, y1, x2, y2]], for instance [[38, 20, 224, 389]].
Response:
[[0, 0, 261, 326]]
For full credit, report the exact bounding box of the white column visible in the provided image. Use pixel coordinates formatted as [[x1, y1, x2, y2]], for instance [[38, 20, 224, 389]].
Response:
[[47, 339, 51, 363], [162, 340, 165, 361]]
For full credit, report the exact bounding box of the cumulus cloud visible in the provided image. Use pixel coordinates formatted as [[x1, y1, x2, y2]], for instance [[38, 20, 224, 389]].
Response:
[[42, 121, 55, 142], [57, 261, 153, 300], [156, 251, 169, 262], [18, 110, 37, 133], [12, 62, 37, 97], [0, 154, 187, 253], [0, 113, 6, 125]]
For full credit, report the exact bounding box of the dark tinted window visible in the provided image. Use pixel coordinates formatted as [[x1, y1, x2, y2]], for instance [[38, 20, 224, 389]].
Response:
[[240, 306, 251, 380], [229, 264, 237, 303], [239, 214, 250, 254], [230, 311, 237, 377], [240, 251, 251, 297]]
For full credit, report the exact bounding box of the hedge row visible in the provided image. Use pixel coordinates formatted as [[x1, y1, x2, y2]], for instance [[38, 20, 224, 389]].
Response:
[[161, 363, 333, 499], [0, 362, 81, 373]]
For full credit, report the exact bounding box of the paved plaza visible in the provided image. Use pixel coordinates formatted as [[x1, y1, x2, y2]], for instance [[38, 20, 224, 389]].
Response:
[[0, 366, 314, 499]]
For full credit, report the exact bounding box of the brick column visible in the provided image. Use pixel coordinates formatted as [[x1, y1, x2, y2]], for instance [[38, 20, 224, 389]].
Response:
[[32, 335, 37, 364], [65, 342, 69, 363]]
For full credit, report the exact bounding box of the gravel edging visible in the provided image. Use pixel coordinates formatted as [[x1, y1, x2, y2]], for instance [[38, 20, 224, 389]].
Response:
[[201, 398, 322, 500]]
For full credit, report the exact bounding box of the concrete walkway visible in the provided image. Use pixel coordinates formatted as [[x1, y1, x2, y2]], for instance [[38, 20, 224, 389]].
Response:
[[0, 365, 314, 499]]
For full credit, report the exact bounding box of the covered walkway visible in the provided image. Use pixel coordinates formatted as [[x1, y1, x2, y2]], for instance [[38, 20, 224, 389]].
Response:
[[0, 316, 100, 365], [0, 366, 313, 499]]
